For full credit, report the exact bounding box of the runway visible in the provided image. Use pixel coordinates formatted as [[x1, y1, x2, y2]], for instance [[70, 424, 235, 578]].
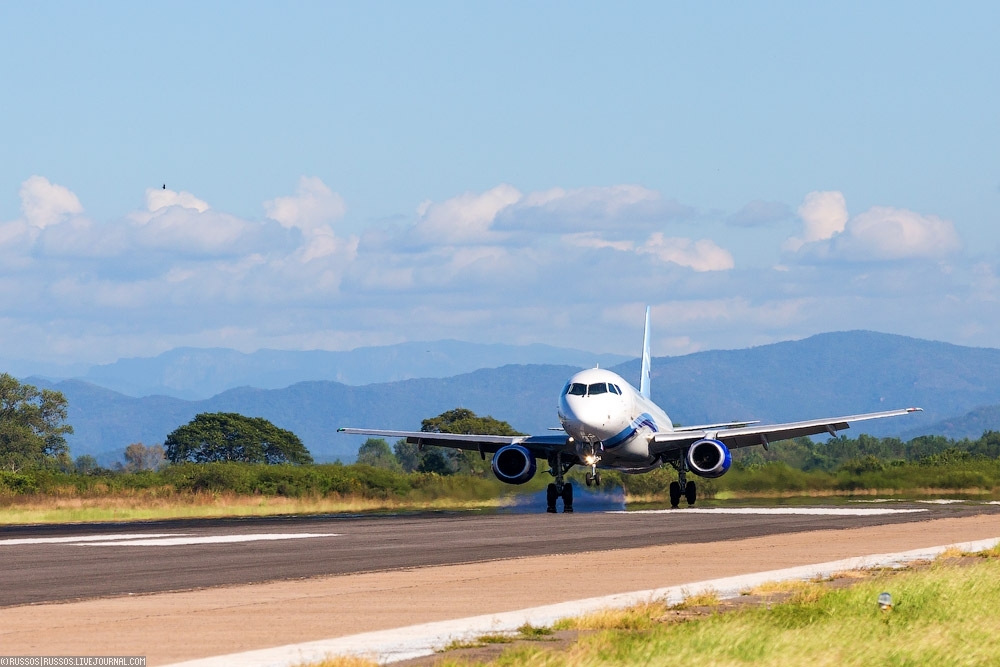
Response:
[[0, 501, 983, 607], [2, 502, 1000, 665]]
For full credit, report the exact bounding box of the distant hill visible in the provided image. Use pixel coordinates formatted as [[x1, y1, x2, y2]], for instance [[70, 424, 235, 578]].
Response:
[[622, 330, 1000, 435], [73, 342, 630, 399], [900, 404, 1000, 441], [29, 330, 1000, 465], [36, 365, 578, 465]]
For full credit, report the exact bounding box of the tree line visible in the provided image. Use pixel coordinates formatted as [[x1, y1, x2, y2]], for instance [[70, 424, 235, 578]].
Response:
[[0, 374, 311, 473]]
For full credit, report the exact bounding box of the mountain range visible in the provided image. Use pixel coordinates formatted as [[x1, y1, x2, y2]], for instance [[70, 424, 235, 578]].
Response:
[[61, 341, 630, 400], [21, 330, 1000, 465]]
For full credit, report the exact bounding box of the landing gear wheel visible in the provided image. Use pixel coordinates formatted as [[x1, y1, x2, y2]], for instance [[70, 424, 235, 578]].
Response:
[[669, 481, 681, 509], [594, 472, 602, 486], [586, 472, 602, 487], [685, 481, 697, 506], [561, 482, 574, 512], [586, 473, 594, 487], [546, 483, 558, 513]]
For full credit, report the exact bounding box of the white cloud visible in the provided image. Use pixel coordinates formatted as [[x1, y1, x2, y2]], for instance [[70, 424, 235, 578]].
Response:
[[19, 176, 83, 229], [134, 207, 263, 256], [830, 206, 961, 260], [411, 184, 521, 244], [563, 231, 734, 272], [785, 191, 961, 261], [494, 184, 694, 233], [264, 176, 347, 232], [2, 176, 997, 366], [637, 234, 735, 272], [146, 187, 210, 214], [784, 190, 848, 251]]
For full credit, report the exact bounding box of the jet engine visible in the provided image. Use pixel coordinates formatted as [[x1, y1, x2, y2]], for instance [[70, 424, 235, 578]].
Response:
[[491, 444, 537, 485], [686, 438, 732, 478]]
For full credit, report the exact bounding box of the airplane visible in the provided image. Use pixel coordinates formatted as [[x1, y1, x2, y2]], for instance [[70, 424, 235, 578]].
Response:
[[339, 307, 922, 512]]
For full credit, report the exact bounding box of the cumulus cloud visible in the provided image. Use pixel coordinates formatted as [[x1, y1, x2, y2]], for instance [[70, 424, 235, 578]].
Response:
[[406, 184, 699, 251], [146, 187, 210, 214], [411, 184, 521, 245], [4, 176, 992, 368], [784, 191, 848, 251], [563, 231, 734, 272], [264, 176, 347, 232], [122, 186, 293, 258], [785, 191, 960, 261], [404, 184, 725, 275], [830, 206, 961, 260], [637, 234, 735, 272], [494, 184, 694, 233], [260, 178, 356, 263], [19, 175, 83, 228]]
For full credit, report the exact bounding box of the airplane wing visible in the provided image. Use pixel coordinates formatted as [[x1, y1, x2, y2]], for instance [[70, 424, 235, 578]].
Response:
[[650, 407, 922, 455], [336, 428, 570, 457], [672, 420, 760, 432]]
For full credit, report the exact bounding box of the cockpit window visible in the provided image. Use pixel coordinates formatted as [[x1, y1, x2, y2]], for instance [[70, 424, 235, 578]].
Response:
[[567, 381, 623, 397]]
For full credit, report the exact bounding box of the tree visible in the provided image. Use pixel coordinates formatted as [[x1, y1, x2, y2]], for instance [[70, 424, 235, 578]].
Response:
[[356, 438, 401, 470], [123, 442, 166, 472], [74, 454, 99, 474], [393, 439, 421, 472], [419, 408, 524, 476], [0, 373, 73, 472], [164, 413, 313, 464], [420, 408, 522, 436], [417, 448, 454, 475]]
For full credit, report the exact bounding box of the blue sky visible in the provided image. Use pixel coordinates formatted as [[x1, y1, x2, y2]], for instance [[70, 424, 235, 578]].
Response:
[[1, 2, 998, 367]]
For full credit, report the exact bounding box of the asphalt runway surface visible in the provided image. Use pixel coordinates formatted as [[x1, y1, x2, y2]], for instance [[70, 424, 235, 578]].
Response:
[[4, 501, 999, 608]]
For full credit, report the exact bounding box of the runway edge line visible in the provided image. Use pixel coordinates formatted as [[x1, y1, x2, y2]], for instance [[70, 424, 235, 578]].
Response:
[[164, 537, 1000, 667]]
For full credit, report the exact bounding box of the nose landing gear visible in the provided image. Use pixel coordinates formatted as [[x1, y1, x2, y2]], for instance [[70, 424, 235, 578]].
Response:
[[579, 441, 603, 488]]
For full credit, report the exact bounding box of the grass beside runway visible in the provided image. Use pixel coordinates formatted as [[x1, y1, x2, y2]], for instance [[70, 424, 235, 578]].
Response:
[[0, 489, 514, 524], [311, 544, 1000, 667], [3, 457, 1000, 524]]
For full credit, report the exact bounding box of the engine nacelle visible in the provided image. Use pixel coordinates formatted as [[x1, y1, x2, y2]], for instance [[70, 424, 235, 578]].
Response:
[[686, 439, 732, 478], [491, 444, 537, 485]]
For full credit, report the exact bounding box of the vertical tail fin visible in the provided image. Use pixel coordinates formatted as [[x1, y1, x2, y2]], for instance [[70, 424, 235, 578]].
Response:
[[640, 305, 651, 400]]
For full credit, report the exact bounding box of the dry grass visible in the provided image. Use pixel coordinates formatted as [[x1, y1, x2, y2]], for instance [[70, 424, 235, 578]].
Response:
[[674, 588, 721, 609], [0, 490, 507, 524], [554, 601, 667, 631], [294, 656, 379, 667]]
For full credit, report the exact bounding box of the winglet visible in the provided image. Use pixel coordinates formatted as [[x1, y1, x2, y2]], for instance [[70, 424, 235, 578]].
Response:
[[640, 305, 651, 400]]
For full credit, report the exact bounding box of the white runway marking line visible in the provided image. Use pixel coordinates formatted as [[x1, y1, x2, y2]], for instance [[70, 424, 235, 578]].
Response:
[[0, 533, 187, 546], [76, 533, 341, 546], [610, 507, 929, 516], [0, 533, 340, 547], [163, 537, 1000, 667]]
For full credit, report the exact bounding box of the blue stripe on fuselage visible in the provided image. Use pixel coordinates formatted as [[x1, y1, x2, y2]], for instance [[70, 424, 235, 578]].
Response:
[[604, 412, 659, 449]]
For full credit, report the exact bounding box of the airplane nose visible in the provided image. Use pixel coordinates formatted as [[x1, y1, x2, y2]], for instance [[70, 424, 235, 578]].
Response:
[[560, 394, 625, 442]]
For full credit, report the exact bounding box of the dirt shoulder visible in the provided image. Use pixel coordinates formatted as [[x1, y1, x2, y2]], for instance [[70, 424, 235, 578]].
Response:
[[3, 513, 1000, 665]]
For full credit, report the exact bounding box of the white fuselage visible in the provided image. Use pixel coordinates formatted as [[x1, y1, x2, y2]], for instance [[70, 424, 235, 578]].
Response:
[[557, 367, 672, 469]]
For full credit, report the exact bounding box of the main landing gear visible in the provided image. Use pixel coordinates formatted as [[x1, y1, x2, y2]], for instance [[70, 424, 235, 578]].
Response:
[[669, 459, 697, 508], [547, 452, 575, 513]]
